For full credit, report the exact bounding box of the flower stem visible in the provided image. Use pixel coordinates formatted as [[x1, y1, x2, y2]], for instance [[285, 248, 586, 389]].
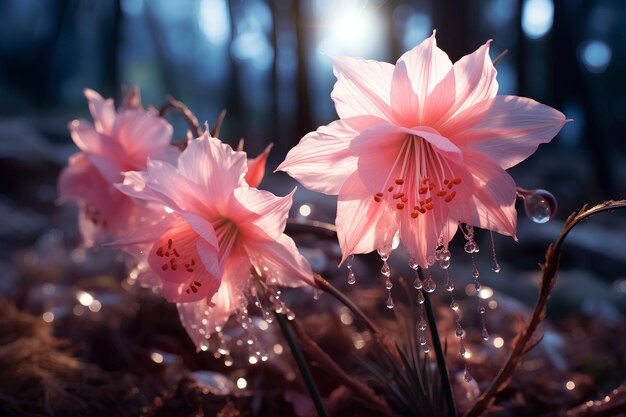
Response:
[[419, 267, 457, 417], [159, 96, 202, 138], [275, 312, 329, 417]]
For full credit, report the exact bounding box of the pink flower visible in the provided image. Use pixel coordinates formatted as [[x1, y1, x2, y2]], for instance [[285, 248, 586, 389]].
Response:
[[58, 89, 177, 247], [114, 133, 314, 347], [278, 33, 569, 267]]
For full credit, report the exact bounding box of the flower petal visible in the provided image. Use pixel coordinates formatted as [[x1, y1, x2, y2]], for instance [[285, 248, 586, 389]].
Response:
[[245, 144, 272, 188], [246, 234, 314, 287], [112, 109, 173, 166], [454, 95, 568, 169], [398, 204, 449, 267], [84, 88, 116, 134], [330, 56, 394, 120], [277, 118, 376, 195], [392, 32, 453, 126], [230, 186, 294, 243], [336, 173, 398, 264], [177, 134, 247, 204]]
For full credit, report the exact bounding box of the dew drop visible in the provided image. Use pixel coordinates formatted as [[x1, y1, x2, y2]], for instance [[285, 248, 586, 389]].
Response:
[[492, 261, 501, 273], [464, 241, 478, 254], [478, 305, 486, 314], [481, 327, 490, 341], [445, 280, 455, 292], [347, 269, 356, 285], [408, 258, 419, 270], [426, 255, 436, 266], [413, 276, 423, 290], [450, 300, 459, 311], [439, 259, 451, 270], [455, 325, 464, 337], [418, 317, 427, 331], [460, 341, 466, 357], [313, 288, 321, 300], [520, 188, 558, 224], [385, 277, 393, 290], [423, 345, 430, 353], [386, 293, 395, 309], [418, 333, 427, 346], [381, 261, 391, 277], [464, 364, 473, 382], [474, 280, 481, 292], [423, 276, 436, 293], [417, 291, 425, 304], [440, 249, 451, 261], [472, 265, 480, 279]]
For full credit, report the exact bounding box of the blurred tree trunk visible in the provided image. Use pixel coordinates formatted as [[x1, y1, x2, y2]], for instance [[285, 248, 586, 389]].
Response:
[[293, 0, 311, 139]]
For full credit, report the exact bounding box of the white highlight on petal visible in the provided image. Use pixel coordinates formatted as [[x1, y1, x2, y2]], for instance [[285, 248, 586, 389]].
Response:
[[522, 0, 554, 39], [164, 206, 174, 213]]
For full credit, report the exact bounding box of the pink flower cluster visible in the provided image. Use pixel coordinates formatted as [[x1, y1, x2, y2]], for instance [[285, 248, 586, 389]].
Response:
[[59, 33, 567, 348]]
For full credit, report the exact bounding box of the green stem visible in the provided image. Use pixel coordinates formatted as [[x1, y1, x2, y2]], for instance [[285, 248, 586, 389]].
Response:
[[275, 312, 329, 417], [419, 267, 457, 417]]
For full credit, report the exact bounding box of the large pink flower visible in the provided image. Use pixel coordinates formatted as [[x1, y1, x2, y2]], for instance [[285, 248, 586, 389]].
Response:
[[114, 133, 314, 347], [278, 33, 569, 267], [58, 89, 177, 246]]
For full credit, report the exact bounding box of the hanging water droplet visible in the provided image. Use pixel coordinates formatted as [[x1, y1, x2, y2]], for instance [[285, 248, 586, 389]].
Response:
[[413, 276, 423, 290], [518, 188, 558, 224], [347, 269, 356, 285], [386, 293, 395, 309], [286, 309, 296, 320], [445, 280, 455, 292], [418, 317, 427, 331], [474, 280, 481, 292], [455, 325, 464, 337], [380, 261, 391, 277], [313, 288, 321, 300], [439, 259, 451, 270], [423, 276, 436, 293], [418, 333, 427, 346], [460, 341, 466, 357], [417, 291, 425, 304], [481, 326, 489, 341], [472, 265, 480, 279], [408, 258, 419, 270], [478, 305, 486, 314], [464, 241, 477, 254], [464, 365, 473, 382], [492, 260, 501, 273], [427, 255, 435, 266], [450, 300, 459, 311], [385, 277, 393, 290], [423, 345, 430, 353], [377, 245, 392, 261], [440, 249, 451, 261]]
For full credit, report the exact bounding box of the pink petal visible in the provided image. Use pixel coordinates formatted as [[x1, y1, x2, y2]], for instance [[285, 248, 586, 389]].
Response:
[[329, 56, 394, 120], [84, 89, 116, 135], [336, 173, 398, 264], [245, 144, 273, 188], [277, 118, 379, 195], [246, 234, 314, 287], [177, 134, 247, 204], [454, 95, 568, 169], [349, 124, 462, 198], [391, 32, 453, 126], [398, 204, 449, 267], [455, 150, 518, 238], [57, 152, 98, 204], [230, 186, 295, 243], [437, 41, 498, 131], [112, 109, 173, 166]]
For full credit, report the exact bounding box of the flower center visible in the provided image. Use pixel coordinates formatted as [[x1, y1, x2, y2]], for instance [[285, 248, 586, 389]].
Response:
[[213, 218, 240, 261], [85, 205, 108, 229], [373, 135, 462, 218], [153, 234, 203, 294]]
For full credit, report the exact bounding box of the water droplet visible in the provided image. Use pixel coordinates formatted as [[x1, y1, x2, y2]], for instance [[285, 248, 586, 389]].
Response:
[[481, 327, 489, 341], [413, 276, 423, 290], [472, 265, 480, 279], [313, 288, 321, 300], [386, 293, 395, 309], [474, 280, 481, 292], [347, 269, 356, 285], [380, 261, 391, 277], [455, 325, 464, 337], [423, 345, 430, 353], [417, 291, 425, 304], [450, 300, 459, 311], [464, 365, 473, 382], [408, 258, 419, 270], [445, 280, 455, 292], [478, 305, 486, 314], [426, 255, 435, 266], [423, 276, 436, 293], [440, 249, 451, 261], [520, 188, 557, 224], [464, 241, 477, 254], [418, 317, 427, 331], [385, 277, 393, 290], [460, 341, 466, 356], [492, 261, 501, 273], [418, 333, 427, 346], [377, 245, 392, 261], [439, 259, 451, 270]]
